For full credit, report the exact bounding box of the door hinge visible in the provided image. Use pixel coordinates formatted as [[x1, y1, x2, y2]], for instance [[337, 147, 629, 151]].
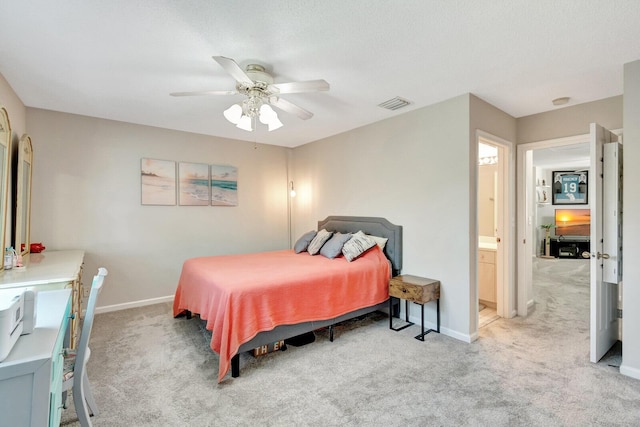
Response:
[[617, 308, 623, 319]]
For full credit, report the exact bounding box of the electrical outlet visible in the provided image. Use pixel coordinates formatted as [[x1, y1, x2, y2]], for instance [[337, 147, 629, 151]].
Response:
[[83, 286, 91, 298]]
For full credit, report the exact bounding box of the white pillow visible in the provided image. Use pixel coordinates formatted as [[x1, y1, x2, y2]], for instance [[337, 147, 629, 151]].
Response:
[[307, 229, 333, 255], [342, 231, 376, 262], [367, 234, 388, 252]]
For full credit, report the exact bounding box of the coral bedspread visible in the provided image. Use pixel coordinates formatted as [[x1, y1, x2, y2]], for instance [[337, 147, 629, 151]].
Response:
[[173, 246, 390, 382]]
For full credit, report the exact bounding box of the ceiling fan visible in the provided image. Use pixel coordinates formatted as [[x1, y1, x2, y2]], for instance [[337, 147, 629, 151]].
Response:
[[170, 56, 330, 131]]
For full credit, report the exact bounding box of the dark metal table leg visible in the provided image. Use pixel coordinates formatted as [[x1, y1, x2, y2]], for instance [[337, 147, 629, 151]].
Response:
[[436, 298, 440, 333], [414, 300, 440, 341], [390, 299, 414, 331]]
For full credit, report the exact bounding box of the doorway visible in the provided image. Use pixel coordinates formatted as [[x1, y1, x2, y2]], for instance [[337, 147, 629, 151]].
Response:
[[516, 127, 622, 363], [517, 134, 591, 315], [476, 132, 515, 332]]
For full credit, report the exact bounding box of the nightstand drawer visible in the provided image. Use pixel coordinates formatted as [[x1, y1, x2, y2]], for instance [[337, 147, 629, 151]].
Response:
[[389, 275, 440, 304]]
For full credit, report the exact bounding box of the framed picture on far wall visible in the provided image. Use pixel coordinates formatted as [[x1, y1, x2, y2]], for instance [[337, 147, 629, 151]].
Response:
[[178, 162, 210, 206], [141, 158, 176, 206], [552, 170, 588, 205], [210, 164, 238, 206]]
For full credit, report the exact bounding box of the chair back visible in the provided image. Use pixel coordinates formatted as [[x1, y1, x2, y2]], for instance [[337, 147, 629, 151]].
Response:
[[74, 268, 108, 388]]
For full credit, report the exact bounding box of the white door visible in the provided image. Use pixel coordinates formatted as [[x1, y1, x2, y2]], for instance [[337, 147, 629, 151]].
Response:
[[516, 149, 534, 317], [590, 123, 621, 363]]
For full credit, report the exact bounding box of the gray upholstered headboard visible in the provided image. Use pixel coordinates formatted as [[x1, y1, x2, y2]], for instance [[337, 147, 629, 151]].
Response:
[[317, 216, 403, 276]]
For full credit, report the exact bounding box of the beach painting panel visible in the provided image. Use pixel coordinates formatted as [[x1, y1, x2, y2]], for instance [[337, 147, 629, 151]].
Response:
[[210, 164, 238, 206], [179, 162, 210, 206], [141, 158, 176, 205]]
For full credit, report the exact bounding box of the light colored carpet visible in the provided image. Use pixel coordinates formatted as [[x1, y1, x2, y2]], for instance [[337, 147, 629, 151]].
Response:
[[61, 258, 640, 426]]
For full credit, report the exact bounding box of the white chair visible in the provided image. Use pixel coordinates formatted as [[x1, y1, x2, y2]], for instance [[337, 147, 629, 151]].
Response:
[[62, 267, 108, 427]]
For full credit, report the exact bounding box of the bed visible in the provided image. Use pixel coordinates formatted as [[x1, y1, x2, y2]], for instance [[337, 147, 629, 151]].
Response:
[[173, 216, 403, 382]]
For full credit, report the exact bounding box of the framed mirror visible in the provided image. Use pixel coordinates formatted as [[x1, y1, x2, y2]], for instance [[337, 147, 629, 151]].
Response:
[[0, 107, 10, 267], [15, 134, 32, 256]]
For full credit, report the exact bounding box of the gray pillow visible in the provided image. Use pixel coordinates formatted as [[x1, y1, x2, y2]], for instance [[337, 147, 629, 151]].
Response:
[[294, 230, 317, 253], [320, 232, 353, 259], [342, 231, 376, 262], [307, 229, 333, 255]]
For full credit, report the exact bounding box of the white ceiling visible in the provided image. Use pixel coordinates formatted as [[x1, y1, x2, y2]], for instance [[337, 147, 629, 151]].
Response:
[[1, 1, 639, 148]]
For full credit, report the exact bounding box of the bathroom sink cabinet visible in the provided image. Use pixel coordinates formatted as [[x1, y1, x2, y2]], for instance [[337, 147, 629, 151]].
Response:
[[479, 249, 496, 308]]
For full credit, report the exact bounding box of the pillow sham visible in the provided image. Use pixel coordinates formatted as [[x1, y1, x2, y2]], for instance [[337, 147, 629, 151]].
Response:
[[342, 231, 376, 262], [320, 232, 353, 259], [307, 229, 333, 255], [294, 230, 317, 253], [367, 234, 389, 251]]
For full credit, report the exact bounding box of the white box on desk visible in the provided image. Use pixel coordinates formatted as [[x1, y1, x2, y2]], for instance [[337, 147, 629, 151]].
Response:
[[21, 290, 37, 334], [0, 290, 24, 362]]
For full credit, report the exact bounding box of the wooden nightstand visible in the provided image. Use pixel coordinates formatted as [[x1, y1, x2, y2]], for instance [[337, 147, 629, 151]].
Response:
[[388, 275, 440, 341]]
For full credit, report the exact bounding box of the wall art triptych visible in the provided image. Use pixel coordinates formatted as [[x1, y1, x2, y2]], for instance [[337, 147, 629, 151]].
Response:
[[141, 158, 238, 206]]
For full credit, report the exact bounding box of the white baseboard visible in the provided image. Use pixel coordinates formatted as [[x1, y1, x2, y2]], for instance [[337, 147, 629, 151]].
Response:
[[620, 364, 640, 380], [402, 312, 473, 343], [95, 295, 174, 314]]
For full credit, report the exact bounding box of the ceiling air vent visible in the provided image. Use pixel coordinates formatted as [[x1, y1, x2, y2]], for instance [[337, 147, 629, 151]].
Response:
[[378, 97, 411, 111]]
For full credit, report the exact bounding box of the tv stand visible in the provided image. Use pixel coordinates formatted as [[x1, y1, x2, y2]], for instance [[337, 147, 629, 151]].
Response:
[[550, 237, 590, 259]]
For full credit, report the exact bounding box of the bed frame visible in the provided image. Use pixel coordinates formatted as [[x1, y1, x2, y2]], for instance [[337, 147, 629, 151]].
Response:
[[226, 216, 402, 378]]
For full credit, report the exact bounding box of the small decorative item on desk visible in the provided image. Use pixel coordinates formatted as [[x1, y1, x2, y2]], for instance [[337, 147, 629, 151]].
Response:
[[30, 242, 46, 253], [4, 247, 13, 270], [14, 252, 25, 271]]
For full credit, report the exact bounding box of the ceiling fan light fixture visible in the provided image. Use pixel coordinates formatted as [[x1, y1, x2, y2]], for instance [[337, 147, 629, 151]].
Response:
[[223, 104, 243, 124], [258, 103, 283, 131], [259, 104, 276, 124], [236, 114, 253, 131], [175, 56, 329, 132], [267, 115, 283, 132]]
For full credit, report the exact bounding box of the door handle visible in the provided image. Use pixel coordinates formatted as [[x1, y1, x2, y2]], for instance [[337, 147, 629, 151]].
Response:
[[596, 252, 610, 260]]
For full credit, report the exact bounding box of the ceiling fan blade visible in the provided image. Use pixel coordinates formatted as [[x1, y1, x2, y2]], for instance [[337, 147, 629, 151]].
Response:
[[170, 90, 237, 97], [270, 97, 314, 120], [270, 79, 330, 94], [212, 56, 254, 85]]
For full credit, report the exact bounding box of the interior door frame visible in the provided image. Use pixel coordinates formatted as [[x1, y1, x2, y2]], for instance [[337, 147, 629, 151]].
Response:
[[476, 131, 515, 322], [516, 133, 589, 316], [516, 130, 621, 317]]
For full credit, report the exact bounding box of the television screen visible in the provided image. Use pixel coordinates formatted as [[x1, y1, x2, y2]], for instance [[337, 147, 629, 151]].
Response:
[[555, 209, 590, 236]]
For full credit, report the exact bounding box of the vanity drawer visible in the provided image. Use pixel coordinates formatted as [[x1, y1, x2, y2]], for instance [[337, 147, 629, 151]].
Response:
[[479, 250, 496, 264], [49, 296, 71, 427]]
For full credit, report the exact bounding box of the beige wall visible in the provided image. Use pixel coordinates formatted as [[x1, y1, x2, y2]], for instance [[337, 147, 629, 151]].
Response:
[[621, 61, 640, 379], [26, 108, 291, 308], [292, 94, 516, 341], [517, 96, 622, 144], [0, 73, 26, 138]]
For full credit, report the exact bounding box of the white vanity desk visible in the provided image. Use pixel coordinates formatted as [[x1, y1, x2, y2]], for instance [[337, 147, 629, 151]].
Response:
[[0, 250, 85, 347], [0, 289, 72, 427]]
